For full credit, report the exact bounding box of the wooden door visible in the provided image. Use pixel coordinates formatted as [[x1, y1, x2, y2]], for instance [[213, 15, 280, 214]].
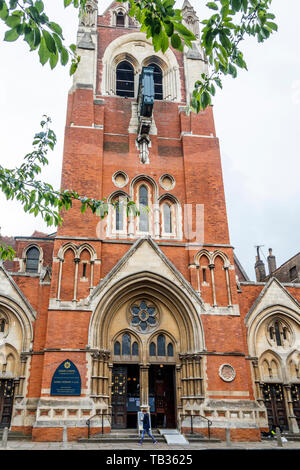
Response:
[[111, 366, 127, 429], [153, 366, 176, 428], [291, 384, 300, 429], [262, 383, 288, 431], [0, 379, 15, 429]]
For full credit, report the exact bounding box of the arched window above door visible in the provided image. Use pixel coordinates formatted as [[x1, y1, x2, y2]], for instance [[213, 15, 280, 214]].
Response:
[[114, 333, 140, 358], [116, 61, 135, 98], [149, 334, 175, 359]]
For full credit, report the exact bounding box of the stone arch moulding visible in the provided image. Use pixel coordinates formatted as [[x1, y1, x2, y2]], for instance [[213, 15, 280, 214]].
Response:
[[258, 349, 284, 382], [100, 32, 181, 101], [0, 297, 34, 352], [246, 305, 300, 358], [88, 271, 205, 353]]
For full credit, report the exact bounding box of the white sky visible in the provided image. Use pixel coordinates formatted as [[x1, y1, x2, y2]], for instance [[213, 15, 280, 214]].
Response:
[[0, 0, 299, 280]]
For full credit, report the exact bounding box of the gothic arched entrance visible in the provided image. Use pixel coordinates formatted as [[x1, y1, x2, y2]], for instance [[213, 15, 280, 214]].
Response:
[[89, 271, 205, 431]]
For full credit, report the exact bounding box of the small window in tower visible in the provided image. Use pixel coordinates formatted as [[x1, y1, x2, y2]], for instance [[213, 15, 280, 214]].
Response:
[[116, 202, 123, 231], [116, 61, 134, 98], [139, 185, 149, 232], [116, 11, 125, 27], [82, 263, 87, 278], [25, 247, 40, 273], [148, 63, 163, 100], [163, 203, 172, 234]]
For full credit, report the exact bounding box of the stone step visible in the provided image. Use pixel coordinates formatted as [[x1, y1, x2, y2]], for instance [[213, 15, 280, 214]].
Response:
[[79, 436, 165, 443], [0, 430, 31, 441], [184, 434, 221, 443], [262, 433, 300, 442]]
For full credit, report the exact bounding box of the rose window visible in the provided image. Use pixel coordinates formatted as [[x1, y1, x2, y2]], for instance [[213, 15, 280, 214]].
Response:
[[130, 300, 157, 332]]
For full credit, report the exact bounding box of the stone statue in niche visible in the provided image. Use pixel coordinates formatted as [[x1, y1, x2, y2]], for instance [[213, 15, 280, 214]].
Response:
[[80, 0, 98, 28]]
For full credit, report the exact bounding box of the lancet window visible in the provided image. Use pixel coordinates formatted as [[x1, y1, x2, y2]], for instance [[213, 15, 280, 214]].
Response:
[[116, 61, 135, 98]]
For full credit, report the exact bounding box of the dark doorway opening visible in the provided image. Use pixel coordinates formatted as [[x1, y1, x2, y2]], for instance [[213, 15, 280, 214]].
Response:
[[149, 364, 176, 428], [111, 364, 139, 429]]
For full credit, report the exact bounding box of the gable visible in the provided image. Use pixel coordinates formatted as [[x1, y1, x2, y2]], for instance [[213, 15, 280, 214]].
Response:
[[89, 237, 203, 309], [245, 277, 300, 327], [0, 263, 36, 321]]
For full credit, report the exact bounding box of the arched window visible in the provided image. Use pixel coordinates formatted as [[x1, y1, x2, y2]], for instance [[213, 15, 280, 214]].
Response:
[[150, 342, 156, 356], [132, 342, 139, 356], [157, 334, 166, 356], [139, 185, 149, 232], [116, 61, 134, 98], [149, 63, 163, 100], [116, 11, 125, 27], [114, 341, 121, 355], [115, 199, 124, 231], [167, 343, 174, 357], [25, 247, 40, 273], [122, 333, 131, 355], [163, 203, 172, 234]]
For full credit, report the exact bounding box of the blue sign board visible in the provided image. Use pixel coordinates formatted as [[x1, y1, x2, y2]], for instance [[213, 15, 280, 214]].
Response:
[[50, 360, 81, 396]]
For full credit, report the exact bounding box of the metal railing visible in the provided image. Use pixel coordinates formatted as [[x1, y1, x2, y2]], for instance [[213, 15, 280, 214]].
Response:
[[180, 413, 212, 439], [86, 411, 112, 439]]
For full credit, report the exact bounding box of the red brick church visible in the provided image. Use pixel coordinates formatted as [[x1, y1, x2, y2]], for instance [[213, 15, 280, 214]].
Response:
[[0, 1, 299, 442]]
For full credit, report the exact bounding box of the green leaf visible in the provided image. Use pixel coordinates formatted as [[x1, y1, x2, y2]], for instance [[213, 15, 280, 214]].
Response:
[[42, 29, 56, 54], [206, 2, 219, 10], [4, 27, 19, 42], [5, 14, 21, 28], [49, 21, 63, 36], [35, 0, 44, 13], [171, 33, 182, 50], [38, 36, 49, 65], [60, 46, 69, 66]]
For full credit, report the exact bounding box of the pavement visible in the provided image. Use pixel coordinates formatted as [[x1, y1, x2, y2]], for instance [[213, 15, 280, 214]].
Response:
[[0, 439, 300, 450]]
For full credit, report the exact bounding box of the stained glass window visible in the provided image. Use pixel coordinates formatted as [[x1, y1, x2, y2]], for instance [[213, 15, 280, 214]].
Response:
[[122, 334, 131, 355], [114, 341, 121, 355], [130, 300, 157, 332], [157, 334, 166, 356]]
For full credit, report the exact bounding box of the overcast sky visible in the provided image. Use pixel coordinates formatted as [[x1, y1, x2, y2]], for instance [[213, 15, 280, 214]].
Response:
[[0, 0, 299, 280]]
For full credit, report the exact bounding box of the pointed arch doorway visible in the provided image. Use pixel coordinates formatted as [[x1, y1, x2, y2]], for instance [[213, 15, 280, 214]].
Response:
[[89, 269, 205, 432]]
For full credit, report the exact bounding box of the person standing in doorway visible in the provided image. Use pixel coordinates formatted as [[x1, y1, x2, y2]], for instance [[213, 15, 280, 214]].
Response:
[[139, 409, 157, 445]]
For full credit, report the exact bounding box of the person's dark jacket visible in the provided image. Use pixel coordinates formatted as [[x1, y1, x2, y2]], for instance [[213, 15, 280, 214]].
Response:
[[142, 413, 150, 430]]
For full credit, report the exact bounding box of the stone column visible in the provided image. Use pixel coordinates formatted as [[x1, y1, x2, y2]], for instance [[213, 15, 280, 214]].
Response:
[[90, 260, 94, 291], [224, 266, 232, 307], [56, 258, 63, 300], [139, 365, 149, 410], [17, 353, 28, 397], [251, 359, 264, 405], [73, 257, 80, 302], [209, 264, 217, 307], [284, 384, 299, 433]]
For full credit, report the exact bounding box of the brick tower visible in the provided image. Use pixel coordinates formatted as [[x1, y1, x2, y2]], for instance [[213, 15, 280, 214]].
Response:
[[1, 1, 274, 441]]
